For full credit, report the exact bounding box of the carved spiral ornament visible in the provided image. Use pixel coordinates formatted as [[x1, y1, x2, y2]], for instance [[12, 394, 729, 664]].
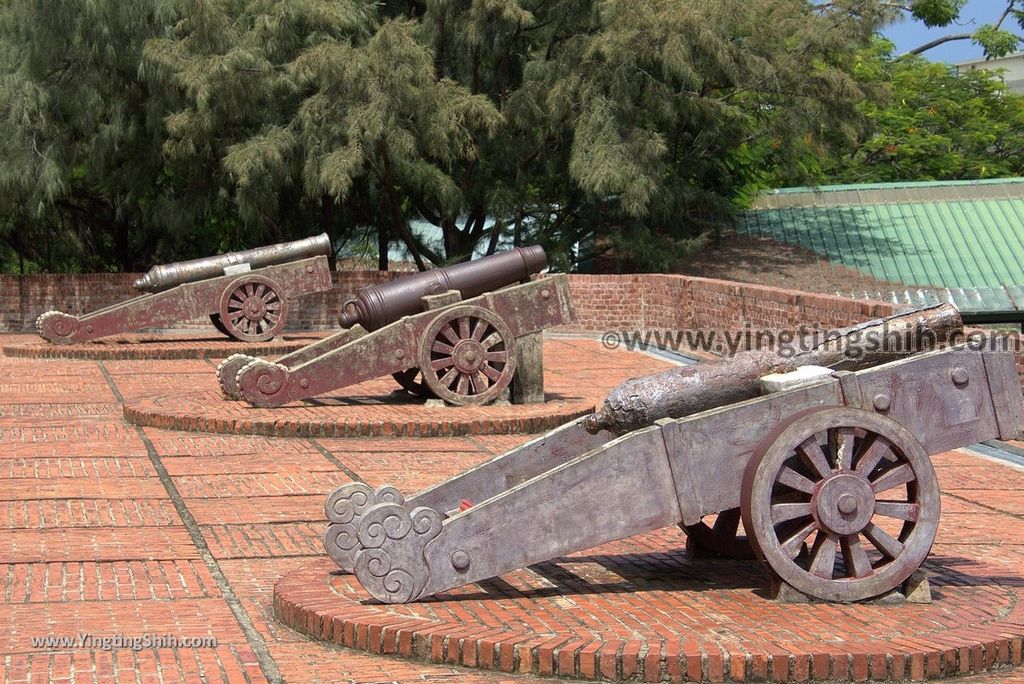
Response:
[[323, 484, 406, 572], [36, 311, 81, 344], [742, 407, 940, 603], [354, 504, 443, 603], [236, 360, 289, 405]]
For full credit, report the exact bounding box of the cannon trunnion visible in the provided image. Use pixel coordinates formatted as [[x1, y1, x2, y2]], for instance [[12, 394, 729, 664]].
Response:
[[36, 234, 334, 344], [324, 336, 1023, 604]]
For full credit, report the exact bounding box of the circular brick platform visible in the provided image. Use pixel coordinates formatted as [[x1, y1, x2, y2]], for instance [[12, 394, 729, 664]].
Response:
[[2, 332, 326, 360], [275, 526, 1024, 683], [123, 387, 595, 438]]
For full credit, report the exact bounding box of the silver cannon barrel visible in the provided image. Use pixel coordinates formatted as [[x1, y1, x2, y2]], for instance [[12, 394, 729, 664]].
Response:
[[133, 233, 332, 292]]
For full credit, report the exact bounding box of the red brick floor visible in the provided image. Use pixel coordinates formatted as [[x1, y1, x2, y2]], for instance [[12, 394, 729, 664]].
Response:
[[2, 332, 325, 360], [2, 334, 1023, 683], [118, 337, 662, 439]]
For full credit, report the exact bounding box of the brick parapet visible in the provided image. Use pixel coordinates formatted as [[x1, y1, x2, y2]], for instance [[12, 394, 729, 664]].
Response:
[[0, 272, 896, 333], [7, 271, 1022, 393]]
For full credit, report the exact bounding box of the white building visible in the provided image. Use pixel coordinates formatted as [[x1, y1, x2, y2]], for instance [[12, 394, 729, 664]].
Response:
[[956, 52, 1024, 94]]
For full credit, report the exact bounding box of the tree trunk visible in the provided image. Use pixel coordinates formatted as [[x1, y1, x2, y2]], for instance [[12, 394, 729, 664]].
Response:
[[114, 219, 132, 272], [441, 217, 457, 261], [378, 225, 389, 271], [377, 139, 427, 271], [485, 219, 502, 255]]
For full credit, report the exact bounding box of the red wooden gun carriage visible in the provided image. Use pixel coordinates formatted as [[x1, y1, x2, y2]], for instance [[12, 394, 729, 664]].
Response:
[[322, 304, 1024, 604], [36, 234, 333, 344], [218, 246, 571, 407]]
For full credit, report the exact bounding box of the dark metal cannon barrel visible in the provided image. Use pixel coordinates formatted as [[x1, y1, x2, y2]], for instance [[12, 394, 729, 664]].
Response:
[[584, 303, 964, 436], [133, 233, 332, 292], [338, 245, 548, 331]]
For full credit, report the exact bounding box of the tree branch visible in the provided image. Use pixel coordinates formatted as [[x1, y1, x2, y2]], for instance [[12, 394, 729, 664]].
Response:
[[995, 2, 1017, 30], [410, 196, 441, 226], [903, 33, 973, 56]]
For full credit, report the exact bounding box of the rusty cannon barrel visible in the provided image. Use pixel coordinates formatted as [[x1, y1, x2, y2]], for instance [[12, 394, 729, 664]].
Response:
[[584, 303, 964, 436], [338, 245, 548, 331], [132, 233, 332, 292]]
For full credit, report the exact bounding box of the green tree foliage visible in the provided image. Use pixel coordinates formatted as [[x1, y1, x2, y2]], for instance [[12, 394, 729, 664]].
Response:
[[0, 0, 1010, 273], [825, 40, 1024, 182], [138, 0, 885, 270], [0, 1, 178, 271], [142, 0, 382, 256]]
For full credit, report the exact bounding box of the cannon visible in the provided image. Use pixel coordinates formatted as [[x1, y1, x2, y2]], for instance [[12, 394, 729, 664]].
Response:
[[338, 245, 547, 330], [217, 246, 562, 406], [323, 304, 1024, 604], [36, 235, 333, 344]]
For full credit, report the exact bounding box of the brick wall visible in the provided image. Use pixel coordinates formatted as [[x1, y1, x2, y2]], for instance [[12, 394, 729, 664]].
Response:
[[4, 271, 1021, 390], [0, 271, 901, 333], [559, 274, 896, 334], [0, 274, 140, 331], [0, 271, 401, 332], [0, 271, 1003, 349]]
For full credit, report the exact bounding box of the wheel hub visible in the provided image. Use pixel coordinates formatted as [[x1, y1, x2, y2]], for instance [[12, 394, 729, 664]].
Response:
[[242, 296, 267, 321], [452, 340, 486, 374], [813, 473, 875, 536]]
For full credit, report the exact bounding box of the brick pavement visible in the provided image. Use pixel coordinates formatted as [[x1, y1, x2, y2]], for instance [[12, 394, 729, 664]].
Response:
[[276, 494, 1024, 682], [1, 335, 644, 683], [119, 339, 660, 439], [1, 334, 1023, 683], [2, 333, 325, 361]]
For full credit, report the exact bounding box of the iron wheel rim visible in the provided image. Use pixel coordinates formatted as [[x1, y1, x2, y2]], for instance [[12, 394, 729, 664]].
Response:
[[417, 306, 517, 405], [219, 275, 287, 342], [742, 407, 940, 602]]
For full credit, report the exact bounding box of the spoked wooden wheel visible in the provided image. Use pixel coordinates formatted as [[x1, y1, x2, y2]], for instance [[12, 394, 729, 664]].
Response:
[[681, 508, 754, 559], [219, 275, 288, 342], [417, 306, 517, 406], [392, 368, 429, 397], [741, 407, 940, 603]]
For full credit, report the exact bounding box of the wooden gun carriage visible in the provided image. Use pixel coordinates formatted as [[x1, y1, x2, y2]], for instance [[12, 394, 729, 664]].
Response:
[[218, 246, 570, 407], [36, 234, 333, 344], [224, 274, 572, 407], [323, 324, 1023, 604]]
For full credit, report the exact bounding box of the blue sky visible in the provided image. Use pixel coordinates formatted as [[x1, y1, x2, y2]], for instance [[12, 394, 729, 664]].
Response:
[[881, 0, 1013, 62]]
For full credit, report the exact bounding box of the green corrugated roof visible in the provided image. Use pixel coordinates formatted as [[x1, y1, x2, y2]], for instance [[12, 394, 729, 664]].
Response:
[[765, 177, 1024, 194], [737, 178, 1024, 316]]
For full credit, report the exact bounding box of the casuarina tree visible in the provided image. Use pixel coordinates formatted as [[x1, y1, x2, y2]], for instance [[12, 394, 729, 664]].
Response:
[[2, 0, 1006, 272]]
